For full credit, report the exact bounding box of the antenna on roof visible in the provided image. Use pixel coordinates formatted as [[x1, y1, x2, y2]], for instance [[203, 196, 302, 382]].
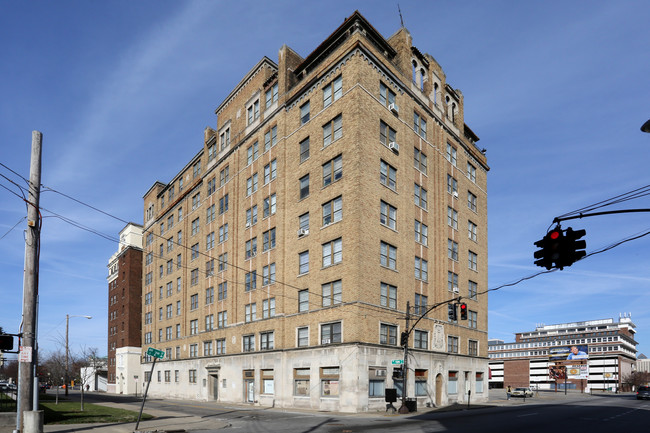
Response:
[[398, 4, 405, 28]]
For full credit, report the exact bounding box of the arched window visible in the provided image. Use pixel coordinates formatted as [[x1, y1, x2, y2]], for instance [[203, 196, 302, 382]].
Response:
[[412, 60, 418, 84], [420, 68, 426, 91], [451, 103, 457, 122], [433, 83, 439, 104]]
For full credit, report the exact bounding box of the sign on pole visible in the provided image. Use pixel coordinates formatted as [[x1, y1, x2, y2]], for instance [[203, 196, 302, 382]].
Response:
[[391, 359, 404, 365], [146, 347, 164, 359]]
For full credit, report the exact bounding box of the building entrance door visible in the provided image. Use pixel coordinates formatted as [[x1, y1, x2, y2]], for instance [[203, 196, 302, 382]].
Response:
[[435, 374, 443, 407], [244, 379, 254, 403], [210, 374, 219, 401]]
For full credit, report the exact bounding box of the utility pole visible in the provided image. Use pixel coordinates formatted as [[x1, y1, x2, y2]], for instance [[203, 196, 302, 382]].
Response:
[[18, 131, 43, 432], [399, 301, 410, 414]]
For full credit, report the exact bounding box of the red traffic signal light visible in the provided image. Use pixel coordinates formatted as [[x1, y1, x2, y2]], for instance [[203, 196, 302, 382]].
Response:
[[534, 228, 563, 270], [459, 303, 468, 320]]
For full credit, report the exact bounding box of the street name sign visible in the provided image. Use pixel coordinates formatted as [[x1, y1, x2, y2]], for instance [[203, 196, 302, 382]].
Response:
[[147, 347, 164, 359], [391, 359, 404, 365]]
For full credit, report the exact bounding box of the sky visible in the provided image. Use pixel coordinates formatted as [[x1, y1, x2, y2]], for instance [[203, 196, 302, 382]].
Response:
[[1, 0, 649, 361]]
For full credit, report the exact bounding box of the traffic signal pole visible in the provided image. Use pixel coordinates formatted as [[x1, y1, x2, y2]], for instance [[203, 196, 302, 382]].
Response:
[[398, 302, 410, 414]]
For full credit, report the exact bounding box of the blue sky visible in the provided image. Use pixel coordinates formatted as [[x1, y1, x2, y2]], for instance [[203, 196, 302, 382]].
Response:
[[1, 0, 649, 360]]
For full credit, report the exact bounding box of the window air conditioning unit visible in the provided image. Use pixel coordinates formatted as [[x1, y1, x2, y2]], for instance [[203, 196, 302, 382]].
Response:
[[245, 222, 251, 228], [388, 142, 399, 153], [388, 103, 399, 115], [322, 338, 330, 344], [376, 369, 387, 377], [298, 228, 309, 237], [452, 286, 459, 293], [452, 191, 459, 199]]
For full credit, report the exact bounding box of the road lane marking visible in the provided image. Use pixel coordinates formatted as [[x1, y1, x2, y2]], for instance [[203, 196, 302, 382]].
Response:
[[517, 413, 538, 417]]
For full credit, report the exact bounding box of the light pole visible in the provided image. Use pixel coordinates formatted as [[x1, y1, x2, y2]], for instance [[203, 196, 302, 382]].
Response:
[[641, 119, 650, 133], [65, 314, 91, 396]]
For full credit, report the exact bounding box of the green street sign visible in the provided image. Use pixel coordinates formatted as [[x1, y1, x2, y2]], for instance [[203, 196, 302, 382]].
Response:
[[147, 347, 164, 359], [391, 359, 404, 365]]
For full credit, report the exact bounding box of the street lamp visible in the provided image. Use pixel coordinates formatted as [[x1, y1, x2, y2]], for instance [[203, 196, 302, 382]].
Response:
[[65, 314, 91, 396], [641, 119, 650, 133]]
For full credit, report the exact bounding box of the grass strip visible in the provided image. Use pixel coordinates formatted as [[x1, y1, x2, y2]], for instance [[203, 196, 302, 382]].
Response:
[[40, 401, 153, 425]]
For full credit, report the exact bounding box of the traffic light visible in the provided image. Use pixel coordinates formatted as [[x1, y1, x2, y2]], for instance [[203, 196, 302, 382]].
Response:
[[400, 331, 409, 347], [459, 303, 468, 320], [448, 303, 457, 321], [534, 227, 564, 270], [562, 227, 587, 267], [392, 367, 403, 379], [0, 334, 13, 352]]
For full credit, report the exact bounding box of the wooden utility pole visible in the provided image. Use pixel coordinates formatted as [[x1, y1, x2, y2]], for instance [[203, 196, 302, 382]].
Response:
[[18, 131, 42, 432]]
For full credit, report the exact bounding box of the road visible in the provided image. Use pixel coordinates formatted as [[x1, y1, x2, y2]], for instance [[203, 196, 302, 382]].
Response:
[[59, 391, 650, 432]]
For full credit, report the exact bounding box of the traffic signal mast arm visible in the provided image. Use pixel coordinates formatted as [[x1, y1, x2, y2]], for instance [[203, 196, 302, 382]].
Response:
[[406, 297, 462, 336], [553, 208, 650, 224]]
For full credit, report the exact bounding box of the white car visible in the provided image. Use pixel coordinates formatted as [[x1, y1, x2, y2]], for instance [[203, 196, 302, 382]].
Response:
[[511, 387, 533, 397]]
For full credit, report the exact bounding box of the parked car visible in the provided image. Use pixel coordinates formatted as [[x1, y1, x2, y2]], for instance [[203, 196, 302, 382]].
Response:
[[636, 385, 650, 400], [511, 387, 534, 397]]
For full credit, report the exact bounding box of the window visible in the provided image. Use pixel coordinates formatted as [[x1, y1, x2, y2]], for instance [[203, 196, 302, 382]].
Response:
[[245, 237, 257, 259], [245, 271, 257, 292], [246, 141, 259, 165], [191, 243, 199, 260], [414, 112, 427, 139], [246, 173, 258, 196], [414, 293, 428, 315], [193, 161, 201, 179], [468, 280, 478, 300], [323, 114, 342, 147], [469, 341, 479, 358], [260, 331, 274, 350], [294, 368, 310, 395], [166, 260, 173, 275], [297, 328, 309, 347], [415, 220, 428, 245], [208, 140, 217, 162], [414, 147, 427, 174], [262, 298, 276, 319], [322, 196, 342, 226], [192, 192, 201, 210], [448, 271, 458, 292], [262, 228, 276, 251], [448, 336, 459, 353], [175, 323, 181, 337], [203, 340, 213, 356], [369, 370, 386, 398], [446, 143, 457, 166], [146, 252, 153, 265], [190, 294, 199, 310], [447, 207, 458, 230], [380, 283, 397, 309], [218, 281, 227, 300], [379, 82, 396, 107], [190, 320, 198, 335], [264, 125, 278, 151], [321, 322, 341, 344], [467, 162, 477, 183], [380, 160, 397, 190], [167, 215, 174, 230], [217, 311, 227, 328], [245, 303, 257, 323], [300, 101, 310, 124], [144, 332, 152, 344], [299, 212, 309, 232], [322, 280, 342, 307], [218, 223, 228, 243], [205, 314, 214, 331], [380, 201, 397, 229], [468, 221, 477, 242], [299, 251, 309, 275], [321, 367, 340, 397], [219, 166, 229, 186], [190, 268, 199, 286], [219, 194, 229, 214], [415, 256, 428, 282], [447, 175, 458, 195], [144, 312, 152, 324], [246, 205, 258, 227], [263, 193, 276, 217], [323, 75, 342, 108], [469, 311, 478, 329], [189, 369, 197, 383], [322, 155, 342, 186], [220, 127, 230, 151], [264, 159, 277, 184], [381, 120, 400, 152], [300, 137, 310, 163], [414, 183, 428, 209], [262, 263, 276, 286], [468, 191, 477, 212], [380, 324, 397, 345], [206, 287, 214, 304], [298, 290, 309, 312], [448, 239, 459, 261], [206, 204, 215, 224], [191, 218, 200, 236], [177, 230, 182, 246], [216, 339, 226, 354], [322, 238, 342, 267], [166, 304, 172, 319], [207, 177, 216, 196], [265, 82, 278, 108], [380, 241, 397, 270], [206, 232, 215, 250], [247, 99, 260, 125], [145, 292, 152, 305], [243, 335, 255, 352], [414, 330, 428, 350], [415, 370, 428, 396], [468, 251, 478, 271], [299, 174, 309, 199]]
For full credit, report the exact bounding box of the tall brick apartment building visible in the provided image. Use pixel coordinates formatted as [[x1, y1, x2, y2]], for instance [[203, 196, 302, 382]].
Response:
[[142, 11, 489, 411], [107, 223, 143, 394]]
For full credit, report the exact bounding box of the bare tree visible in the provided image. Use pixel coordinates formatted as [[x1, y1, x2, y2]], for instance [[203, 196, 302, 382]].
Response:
[[76, 346, 101, 411], [622, 371, 650, 391]]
